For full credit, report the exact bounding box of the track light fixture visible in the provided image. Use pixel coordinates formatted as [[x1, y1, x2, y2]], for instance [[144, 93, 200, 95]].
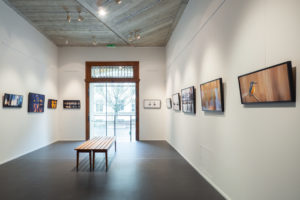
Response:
[[128, 30, 141, 42], [92, 36, 97, 46], [77, 12, 84, 22], [66, 12, 71, 23], [115, 0, 122, 4]]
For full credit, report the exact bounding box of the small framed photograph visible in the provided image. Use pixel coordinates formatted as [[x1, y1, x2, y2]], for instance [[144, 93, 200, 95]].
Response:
[[28, 93, 45, 113], [3, 93, 23, 108], [166, 98, 172, 109], [172, 93, 181, 111], [48, 99, 57, 109], [63, 100, 81, 109], [144, 99, 161, 109], [181, 86, 196, 114]]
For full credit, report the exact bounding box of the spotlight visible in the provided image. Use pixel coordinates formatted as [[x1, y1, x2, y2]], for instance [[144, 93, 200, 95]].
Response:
[[128, 31, 141, 42], [115, 0, 122, 4], [77, 12, 84, 22], [92, 36, 97, 46], [98, 7, 107, 16], [136, 33, 141, 40], [66, 13, 71, 23]]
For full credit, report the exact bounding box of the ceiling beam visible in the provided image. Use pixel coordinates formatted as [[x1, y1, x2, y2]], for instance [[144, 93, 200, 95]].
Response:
[[75, 0, 131, 46]]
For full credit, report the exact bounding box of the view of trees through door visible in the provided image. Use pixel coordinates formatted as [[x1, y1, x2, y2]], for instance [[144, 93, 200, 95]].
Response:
[[90, 83, 136, 142], [85, 62, 139, 142]]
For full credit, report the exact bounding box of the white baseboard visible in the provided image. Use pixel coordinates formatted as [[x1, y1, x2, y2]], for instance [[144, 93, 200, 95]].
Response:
[[166, 139, 231, 200]]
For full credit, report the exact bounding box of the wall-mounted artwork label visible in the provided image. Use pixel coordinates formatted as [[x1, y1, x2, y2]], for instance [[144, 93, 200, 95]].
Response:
[[28, 93, 45, 113], [172, 93, 181, 111], [238, 61, 295, 104], [200, 78, 224, 112], [144, 99, 161, 109], [48, 99, 57, 109], [3, 93, 23, 108], [166, 98, 172, 109], [63, 100, 80, 109], [181, 86, 196, 113]]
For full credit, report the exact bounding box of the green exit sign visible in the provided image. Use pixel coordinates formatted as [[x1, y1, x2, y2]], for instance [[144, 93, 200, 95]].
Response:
[[106, 44, 116, 48]]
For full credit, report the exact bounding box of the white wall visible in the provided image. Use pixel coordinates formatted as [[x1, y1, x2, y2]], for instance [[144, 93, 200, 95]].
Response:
[[58, 47, 166, 141], [0, 1, 58, 164], [166, 0, 300, 200]]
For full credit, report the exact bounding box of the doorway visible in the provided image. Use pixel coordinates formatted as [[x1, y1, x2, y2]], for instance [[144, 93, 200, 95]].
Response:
[[85, 62, 139, 141], [89, 82, 136, 142]]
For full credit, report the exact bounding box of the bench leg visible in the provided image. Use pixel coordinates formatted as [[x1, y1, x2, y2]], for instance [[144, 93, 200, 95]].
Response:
[[89, 151, 92, 171], [105, 151, 108, 172], [93, 151, 95, 170], [76, 151, 79, 171]]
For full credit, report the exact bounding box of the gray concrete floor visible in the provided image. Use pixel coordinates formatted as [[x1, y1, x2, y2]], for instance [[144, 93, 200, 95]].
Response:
[[0, 141, 225, 200]]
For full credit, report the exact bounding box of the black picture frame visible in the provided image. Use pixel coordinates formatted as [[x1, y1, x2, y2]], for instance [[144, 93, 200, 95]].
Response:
[[181, 86, 196, 114], [238, 61, 295, 104], [200, 78, 224, 112], [3, 93, 23, 108], [172, 93, 181, 111], [48, 99, 57, 109], [28, 93, 45, 113], [63, 100, 81, 109]]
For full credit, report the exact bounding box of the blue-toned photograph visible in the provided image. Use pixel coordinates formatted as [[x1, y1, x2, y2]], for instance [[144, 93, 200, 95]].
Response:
[[3, 93, 23, 108], [28, 93, 45, 113]]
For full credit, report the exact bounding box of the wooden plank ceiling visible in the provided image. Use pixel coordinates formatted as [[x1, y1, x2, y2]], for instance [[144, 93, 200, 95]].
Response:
[[4, 0, 189, 47]]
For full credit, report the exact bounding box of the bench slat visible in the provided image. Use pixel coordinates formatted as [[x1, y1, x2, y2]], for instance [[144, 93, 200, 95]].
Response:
[[93, 137, 113, 150], [75, 136, 116, 151]]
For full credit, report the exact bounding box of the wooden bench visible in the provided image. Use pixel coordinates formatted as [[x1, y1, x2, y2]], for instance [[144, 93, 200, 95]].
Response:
[[75, 136, 116, 171]]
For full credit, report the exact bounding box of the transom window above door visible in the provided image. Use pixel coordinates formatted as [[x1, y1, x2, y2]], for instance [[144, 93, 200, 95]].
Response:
[[91, 66, 134, 78]]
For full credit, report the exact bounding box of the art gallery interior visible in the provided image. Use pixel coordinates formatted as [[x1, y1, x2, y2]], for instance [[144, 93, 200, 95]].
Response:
[[1, 0, 300, 199]]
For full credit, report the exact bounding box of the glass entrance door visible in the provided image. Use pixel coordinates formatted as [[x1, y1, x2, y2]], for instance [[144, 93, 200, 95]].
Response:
[[89, 82, 136, 142]]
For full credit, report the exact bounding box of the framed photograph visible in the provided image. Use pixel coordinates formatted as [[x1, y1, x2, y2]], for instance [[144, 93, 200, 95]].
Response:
[[200, 78, 224, 112], [28, 93, 45, 113], [3, 93, 23, 108], [143, 99, 161, 109], [166, 98, 172, 109], [172, 93, 181, 111], [48, 99, 57, 109], [181, 86, 196, 113], [63, 100, 80, 109], [238, 61, 295, 104]]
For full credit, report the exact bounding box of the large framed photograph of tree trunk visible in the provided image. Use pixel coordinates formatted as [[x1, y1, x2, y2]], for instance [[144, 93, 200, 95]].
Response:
[[200, 78, 224, 112], [238, 61, 295, 104]]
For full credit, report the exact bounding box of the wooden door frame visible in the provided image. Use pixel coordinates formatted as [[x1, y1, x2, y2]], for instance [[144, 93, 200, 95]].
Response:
[[85, 61, 140, 141]]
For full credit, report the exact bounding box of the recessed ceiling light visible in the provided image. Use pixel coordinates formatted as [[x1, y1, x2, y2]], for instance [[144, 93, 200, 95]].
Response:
[[98, 7, 107, 16]]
